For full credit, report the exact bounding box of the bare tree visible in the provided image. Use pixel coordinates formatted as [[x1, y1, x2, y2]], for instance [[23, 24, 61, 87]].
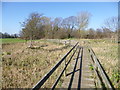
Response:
[[77, 11, 91, 38], [52, 17, 63, 39], [61, 16, 77, 38], [104, 17, 118, 31], [103, 16, 118, 41]]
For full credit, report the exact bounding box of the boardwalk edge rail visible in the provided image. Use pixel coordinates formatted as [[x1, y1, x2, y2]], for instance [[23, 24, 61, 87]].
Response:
[[32, 42, 79, 90], [89, 47, 115, 89]]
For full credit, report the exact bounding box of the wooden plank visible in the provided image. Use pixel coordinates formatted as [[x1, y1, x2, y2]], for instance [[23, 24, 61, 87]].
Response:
[[32, 42, 79, 90], [89, 48, 115, 89], [51, 46, 78, 89]]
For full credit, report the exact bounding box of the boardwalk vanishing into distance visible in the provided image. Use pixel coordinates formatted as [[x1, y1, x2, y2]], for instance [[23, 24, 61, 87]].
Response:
[[32, 41, 115, 90], [61, 47, 95, 88], [2, 2, 118, 89]]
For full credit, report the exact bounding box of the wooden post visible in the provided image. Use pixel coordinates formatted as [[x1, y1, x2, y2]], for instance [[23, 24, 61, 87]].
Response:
[[64, 58, 66, 77], [65, 41, 66, 46]]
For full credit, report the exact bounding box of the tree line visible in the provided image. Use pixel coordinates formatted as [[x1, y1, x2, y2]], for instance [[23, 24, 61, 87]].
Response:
[[2, 12, 118, 40], [0, 32, 19, 38], [20, 12, 90, 40], [20, 12, 118, 40]]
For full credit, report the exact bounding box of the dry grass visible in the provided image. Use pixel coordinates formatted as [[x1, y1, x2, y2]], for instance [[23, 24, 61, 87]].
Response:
[[2, 39, 119, 88], [2, 40, 71, 88], [81, 39, 119, 88]]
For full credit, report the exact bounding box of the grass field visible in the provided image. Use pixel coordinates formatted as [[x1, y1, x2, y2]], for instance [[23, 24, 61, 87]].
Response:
[[80, 39, 119, 88], [1, 38, 26, 44], [0, 38, 49, 45], [1, 38, 119, 88], [2, 39, 72, 88]]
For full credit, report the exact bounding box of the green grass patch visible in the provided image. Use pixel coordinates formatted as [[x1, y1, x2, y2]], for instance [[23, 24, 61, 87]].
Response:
[[0, 38, 45, 44], [1, 38, 26, 44], [89, 64, 94, 71]]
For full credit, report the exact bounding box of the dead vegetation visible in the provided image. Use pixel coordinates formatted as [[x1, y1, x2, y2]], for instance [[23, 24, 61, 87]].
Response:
[[2, 39, 119, 88], [81, 39, 119, 88], [2, 40, 71, 88]]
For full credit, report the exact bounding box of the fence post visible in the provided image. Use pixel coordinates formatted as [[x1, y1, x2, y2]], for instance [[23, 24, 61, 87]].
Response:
[[64, 41, 66, 46], [64, 58, 66, 77]]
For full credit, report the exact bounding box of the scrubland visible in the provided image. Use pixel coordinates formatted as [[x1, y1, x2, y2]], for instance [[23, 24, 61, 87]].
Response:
[[2, 40, 71, 88], [1, 38, 119, 88], [80, 39, 119, 88]]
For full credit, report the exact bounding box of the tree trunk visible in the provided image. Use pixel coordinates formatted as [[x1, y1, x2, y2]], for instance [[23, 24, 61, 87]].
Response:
[[29, 36, 33, 48]]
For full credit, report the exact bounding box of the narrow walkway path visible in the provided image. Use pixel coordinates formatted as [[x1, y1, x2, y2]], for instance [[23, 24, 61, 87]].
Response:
[[61, 47, 95, 88], [81, 47, 95, 88]]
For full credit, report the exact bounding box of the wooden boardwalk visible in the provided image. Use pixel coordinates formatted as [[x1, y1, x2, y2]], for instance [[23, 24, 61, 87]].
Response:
[[32, 41, 115, 89], [61, 47, 95, 88]]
